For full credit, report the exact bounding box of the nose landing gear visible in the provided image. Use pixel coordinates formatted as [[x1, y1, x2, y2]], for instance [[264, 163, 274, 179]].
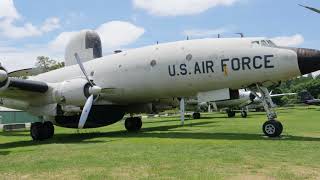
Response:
[[250, 84, 283, 137]]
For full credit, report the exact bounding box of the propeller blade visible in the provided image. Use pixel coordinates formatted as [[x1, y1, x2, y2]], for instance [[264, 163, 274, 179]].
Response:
[[74, 53, 94, 86], [78, 95, 94, 129]]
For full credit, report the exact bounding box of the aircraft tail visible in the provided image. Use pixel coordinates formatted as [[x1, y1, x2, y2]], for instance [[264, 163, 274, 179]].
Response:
[[298, 90, 315, 101], [64, 30, 102, 67]]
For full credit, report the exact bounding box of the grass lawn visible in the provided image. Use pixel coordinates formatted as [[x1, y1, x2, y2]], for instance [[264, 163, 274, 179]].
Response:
[[0, 107, 320, 180]]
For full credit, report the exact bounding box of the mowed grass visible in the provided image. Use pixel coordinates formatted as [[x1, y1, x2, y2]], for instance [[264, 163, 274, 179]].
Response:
[[0, 107, 320, 180]]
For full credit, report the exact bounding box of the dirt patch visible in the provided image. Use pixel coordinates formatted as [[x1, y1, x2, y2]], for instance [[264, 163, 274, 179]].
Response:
[[230, 174, 275, 180], [110, 165, 151, 179]]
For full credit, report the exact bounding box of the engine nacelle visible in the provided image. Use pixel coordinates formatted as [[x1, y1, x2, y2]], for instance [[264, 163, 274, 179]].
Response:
[[53, 78, 91, 106], [55, 105, 125, 129], [0, 65, 9, 91]]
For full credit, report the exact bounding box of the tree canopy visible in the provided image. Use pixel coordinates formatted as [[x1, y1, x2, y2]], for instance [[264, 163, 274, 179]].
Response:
[[35, 56, 64, 72]]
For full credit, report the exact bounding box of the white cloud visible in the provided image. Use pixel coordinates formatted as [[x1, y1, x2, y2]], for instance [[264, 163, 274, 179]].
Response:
[[41, 17, 61, 32], [0, 0, 20, 19], [49, 21, 145, 53], [0, 45, 62, 72], [96, 21, 145, 49], [133, 0, 240, 16], [0, 21, 145, 71], [183, 27, 231, 38], [271, 34, 304, 47], [0, 0, 60, 39], [48, 31, 79, 52], [0, 19, 42, 38]]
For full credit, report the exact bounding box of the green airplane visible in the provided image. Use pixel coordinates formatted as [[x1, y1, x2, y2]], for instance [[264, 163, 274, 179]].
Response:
[[299, 4, 320, 14]]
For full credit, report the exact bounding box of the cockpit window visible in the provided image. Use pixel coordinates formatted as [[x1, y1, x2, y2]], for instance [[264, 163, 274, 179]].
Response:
[[251, 41, 260, 47], [251, 40, 277, 47], [267, 40, 277, 47], [261, 40, 268, 46]]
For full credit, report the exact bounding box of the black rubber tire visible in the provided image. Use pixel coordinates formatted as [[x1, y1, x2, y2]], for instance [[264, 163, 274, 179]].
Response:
[[192, 112, 201, 119], [134, 117, 142, 131], [227, 110, 236, 118], [31, 122, 48, 141], [262, 120, 283, 137], [43, 121, 55, 139], [241, 111, 248, 118], [30, 122, 42, 141], [125, 117, 142, 132]]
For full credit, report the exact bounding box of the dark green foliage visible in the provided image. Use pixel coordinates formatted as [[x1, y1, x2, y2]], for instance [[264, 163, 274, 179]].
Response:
[[35, 56, 65, 72], [270, 76, 320, 106]]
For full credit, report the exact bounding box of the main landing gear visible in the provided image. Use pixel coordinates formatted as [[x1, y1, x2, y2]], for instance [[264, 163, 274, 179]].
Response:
[[192, 112, 201, 119], [226, 110, 247, 118], [30, 121, 55, 141], [250, 84, 283, 137], [125, 117, 142, 132]]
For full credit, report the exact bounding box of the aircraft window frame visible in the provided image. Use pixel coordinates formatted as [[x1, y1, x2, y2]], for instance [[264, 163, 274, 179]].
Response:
[[261, 40, 268, 47], [267, 40, 277, 47], [251, 41, 260, 47]]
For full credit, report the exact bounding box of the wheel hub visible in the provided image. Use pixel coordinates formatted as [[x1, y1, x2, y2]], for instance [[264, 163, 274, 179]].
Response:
[[265, 124, 276, 134]]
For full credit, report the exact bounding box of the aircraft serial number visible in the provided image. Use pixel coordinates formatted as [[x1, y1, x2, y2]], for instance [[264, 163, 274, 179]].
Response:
[[168, 55, 274, 77]]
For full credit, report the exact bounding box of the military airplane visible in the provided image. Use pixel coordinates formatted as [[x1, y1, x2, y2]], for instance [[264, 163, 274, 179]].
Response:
[[0, 30, 319, 140], [298, 90, 320, 105], [190, 89, 296, 118]]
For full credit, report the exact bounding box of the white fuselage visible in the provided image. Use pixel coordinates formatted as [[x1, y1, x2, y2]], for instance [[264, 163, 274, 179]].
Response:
[[30, 38, 300, 106]]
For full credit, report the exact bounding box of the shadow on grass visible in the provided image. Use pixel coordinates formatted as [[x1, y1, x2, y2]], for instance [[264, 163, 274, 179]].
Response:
[[0, 135, 113, 153], [0, 132, 30, 137], [1, 120, 320, 152], [144, 116, 223, 124]]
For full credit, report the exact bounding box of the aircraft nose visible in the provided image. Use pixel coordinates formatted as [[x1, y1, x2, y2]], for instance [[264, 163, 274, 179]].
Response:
[[296, 48, 320, 75]]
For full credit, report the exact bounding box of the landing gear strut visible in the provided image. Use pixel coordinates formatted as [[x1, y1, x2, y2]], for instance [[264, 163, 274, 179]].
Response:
[[30, 121, 55, 141], [125, 117, 142, 132], [241, 111, 247, 118], [250, 84, 283, 137]]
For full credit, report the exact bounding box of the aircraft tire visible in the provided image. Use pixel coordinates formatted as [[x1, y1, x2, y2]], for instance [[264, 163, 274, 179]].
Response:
[[31, 122, 49, 141], [262, 120, 283, 137], [241, 111, 247, 118], [43, 121, 55, 139], [192, 112, 201, 119], [227, 110, 236, 118], [125, 117, 142, 132]]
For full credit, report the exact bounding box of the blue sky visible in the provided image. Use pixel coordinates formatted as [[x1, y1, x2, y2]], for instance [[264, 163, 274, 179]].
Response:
[[1, 0, 320, 70]]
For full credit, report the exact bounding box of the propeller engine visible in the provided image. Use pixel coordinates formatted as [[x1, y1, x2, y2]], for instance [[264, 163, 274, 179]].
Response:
[[0, 65, 9, 90], [74, 53, 102, 129], [54, 53, 102, 129]]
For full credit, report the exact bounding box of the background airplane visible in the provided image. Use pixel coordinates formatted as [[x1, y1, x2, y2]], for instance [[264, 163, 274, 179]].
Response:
[[189, 89, 296, 118], [298, 90, 320, 105]]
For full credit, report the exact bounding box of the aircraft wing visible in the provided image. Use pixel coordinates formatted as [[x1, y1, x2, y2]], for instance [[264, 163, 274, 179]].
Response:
[[270, 93, 297, 98], [8, 68, 44, 77], [0, 78, 49, 100], [299, 4, 320, 14]]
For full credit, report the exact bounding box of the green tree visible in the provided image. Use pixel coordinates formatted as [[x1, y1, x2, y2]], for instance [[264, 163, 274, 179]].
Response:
[[35, 56, 64, 72]]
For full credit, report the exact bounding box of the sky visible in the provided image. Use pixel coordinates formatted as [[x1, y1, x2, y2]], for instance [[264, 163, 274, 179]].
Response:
[[0, 0, 320, 71]]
